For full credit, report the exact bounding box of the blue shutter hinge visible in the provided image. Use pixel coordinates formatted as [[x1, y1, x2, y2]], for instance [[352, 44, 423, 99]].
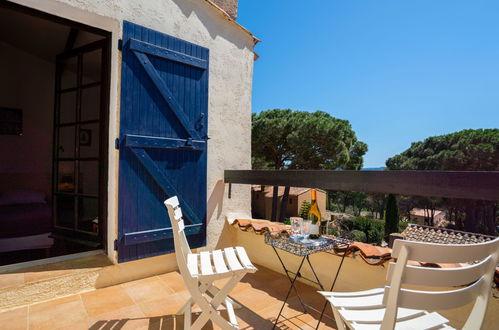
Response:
[[113, 239, 118, 251], [118, 39, 123, 51], [115, 138, 120, 150], [197, 113, 205, 130], [186, 138, 193, 146]]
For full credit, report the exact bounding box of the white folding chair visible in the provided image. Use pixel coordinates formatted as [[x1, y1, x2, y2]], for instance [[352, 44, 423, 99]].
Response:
[[164, 196, 257, 330], [319, 237, 499, 330]]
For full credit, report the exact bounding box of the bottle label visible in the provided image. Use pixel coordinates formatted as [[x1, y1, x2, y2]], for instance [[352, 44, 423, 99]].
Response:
[[309, 224, 319, 235]]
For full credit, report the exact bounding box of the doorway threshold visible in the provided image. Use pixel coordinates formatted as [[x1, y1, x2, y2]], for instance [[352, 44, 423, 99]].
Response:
[[0, 249, 106, 273]]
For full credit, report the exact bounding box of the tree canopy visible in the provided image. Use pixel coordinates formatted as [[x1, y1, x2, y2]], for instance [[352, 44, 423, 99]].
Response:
[[252, 109, 367, 221], [385, 128, 498, 235], [384, 194, 399, 239], [385, 129, 499, 171], [252, 109, 368, 170]]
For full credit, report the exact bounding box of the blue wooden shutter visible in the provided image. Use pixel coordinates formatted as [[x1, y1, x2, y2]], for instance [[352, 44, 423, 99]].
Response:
[[117, 21, 208, 262]]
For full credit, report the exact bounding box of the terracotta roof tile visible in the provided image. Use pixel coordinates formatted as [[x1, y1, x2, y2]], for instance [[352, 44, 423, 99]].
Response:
[[231, 219, 289, 235], [402, 224, 495, 245]]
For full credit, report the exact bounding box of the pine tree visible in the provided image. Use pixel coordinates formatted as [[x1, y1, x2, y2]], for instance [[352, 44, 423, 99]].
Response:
[[385, 194, 399, 239]]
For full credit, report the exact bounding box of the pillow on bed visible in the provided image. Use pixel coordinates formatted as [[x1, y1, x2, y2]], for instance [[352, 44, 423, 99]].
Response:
[[0, 189, 46, 205]]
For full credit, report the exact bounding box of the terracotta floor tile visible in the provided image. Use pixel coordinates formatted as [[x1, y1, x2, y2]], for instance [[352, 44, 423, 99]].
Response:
[[0, 306, 28, 330], [157, 271, 187, 293], [137, 293, 186, 317], [213, 278, 253, 296], [0, 273, 25, 289], [147, 315, 177, 329], [54, 322, 89, 330], [232, 305, 277, 329], [122, 276, 175, 304], [87, 305, 148, 330], [81, 285, 135, 317], [146, 314, 211, 330], [230, 287, 281, 313], [28, 295, 87, 329], [0, 266, 345, 330]]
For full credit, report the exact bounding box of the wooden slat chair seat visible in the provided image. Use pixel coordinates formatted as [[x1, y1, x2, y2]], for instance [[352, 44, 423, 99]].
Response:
[[187, 247, 257, 280], [319, 237, 499, 330], [165, 196, 257, 330]]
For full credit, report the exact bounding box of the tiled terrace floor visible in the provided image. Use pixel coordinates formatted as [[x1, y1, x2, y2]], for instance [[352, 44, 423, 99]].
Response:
[[0, 266, 337, 330]]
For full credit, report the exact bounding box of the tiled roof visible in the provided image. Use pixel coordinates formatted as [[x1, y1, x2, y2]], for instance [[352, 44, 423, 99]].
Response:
[[401, 224, 496, 244], [231, 218, 289, 234]]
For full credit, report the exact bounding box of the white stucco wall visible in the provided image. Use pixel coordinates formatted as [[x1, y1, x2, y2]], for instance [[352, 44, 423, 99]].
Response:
[[10, 0, 254, 259]]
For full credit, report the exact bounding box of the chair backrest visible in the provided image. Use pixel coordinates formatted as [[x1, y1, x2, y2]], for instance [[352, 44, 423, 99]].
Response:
[[381, 237, 499, 329], [164, 196, 192, 275]]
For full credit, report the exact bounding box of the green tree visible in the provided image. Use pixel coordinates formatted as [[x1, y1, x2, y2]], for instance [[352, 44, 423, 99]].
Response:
[[352, 217, 384, 245], [300, 200, 311, 219], [328, 191, 368, 216], [366, 193, 385, 219], [386, 129, 498, 234], [385, 194, 399, 239], [386, 129, 498, 171], [252, 109, 368, 221]]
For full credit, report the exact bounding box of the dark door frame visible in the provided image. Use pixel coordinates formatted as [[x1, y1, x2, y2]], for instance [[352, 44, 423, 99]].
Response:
[[1, 0, 112, 253], [53, 39, 111, 250]]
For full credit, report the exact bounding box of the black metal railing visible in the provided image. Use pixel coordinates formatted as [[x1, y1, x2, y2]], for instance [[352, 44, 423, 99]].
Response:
[[224, 170, 499, 201]]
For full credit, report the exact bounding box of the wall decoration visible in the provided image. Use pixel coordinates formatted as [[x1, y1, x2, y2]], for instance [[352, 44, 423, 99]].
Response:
[[79, 128, 92, 146], [0, 107, 22, 135]]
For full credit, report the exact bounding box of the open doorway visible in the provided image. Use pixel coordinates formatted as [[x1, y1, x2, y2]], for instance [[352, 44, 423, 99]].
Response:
[[0, 2, 110, 266]]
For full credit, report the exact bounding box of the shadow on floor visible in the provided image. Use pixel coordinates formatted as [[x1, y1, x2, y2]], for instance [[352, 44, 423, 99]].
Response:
[[88, 311, 276, 330], [238, 266, 339, 329]]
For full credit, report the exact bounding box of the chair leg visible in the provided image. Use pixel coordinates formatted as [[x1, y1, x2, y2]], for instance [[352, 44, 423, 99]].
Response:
[[176, 298, 192, 330], [184, 302, 192, 330], [187, 274, 247, 330], [176, 297, 192, 315], [191, 310, 211, 330], [188, 283, 238, 330], [211, 273, 245, 308], [206, 283, 242, 309], [332, 307, 347, 330]]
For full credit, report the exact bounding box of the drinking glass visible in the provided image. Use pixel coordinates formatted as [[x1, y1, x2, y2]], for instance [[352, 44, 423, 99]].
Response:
[[302, 219, 311, 236], [290, 217, 302, 236]]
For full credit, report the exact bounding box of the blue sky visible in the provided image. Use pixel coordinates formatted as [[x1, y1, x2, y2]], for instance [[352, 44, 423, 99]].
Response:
[[237, 1, 499, 168]]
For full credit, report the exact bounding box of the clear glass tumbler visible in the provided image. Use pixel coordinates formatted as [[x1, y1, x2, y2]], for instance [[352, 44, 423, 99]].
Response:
[[290, 217, 303, 236], [302, 219, 311, 236]]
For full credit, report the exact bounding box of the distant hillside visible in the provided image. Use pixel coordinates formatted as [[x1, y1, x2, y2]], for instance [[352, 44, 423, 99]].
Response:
[[361, 167, 385, 171]]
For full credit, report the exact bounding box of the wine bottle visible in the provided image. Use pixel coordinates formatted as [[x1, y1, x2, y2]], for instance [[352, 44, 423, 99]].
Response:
[[308, 189, 322, 239]]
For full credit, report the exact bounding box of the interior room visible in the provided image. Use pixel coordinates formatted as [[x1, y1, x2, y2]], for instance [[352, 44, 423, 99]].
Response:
[[0, 3, 110, 266]]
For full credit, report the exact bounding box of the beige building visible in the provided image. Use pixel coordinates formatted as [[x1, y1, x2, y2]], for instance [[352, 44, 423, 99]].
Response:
[[251, 185, 327, 221], [409, 208, 447, 226]]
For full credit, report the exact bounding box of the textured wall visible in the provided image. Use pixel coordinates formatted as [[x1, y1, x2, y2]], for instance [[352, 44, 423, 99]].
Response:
[[49, 0, 255, 252]]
